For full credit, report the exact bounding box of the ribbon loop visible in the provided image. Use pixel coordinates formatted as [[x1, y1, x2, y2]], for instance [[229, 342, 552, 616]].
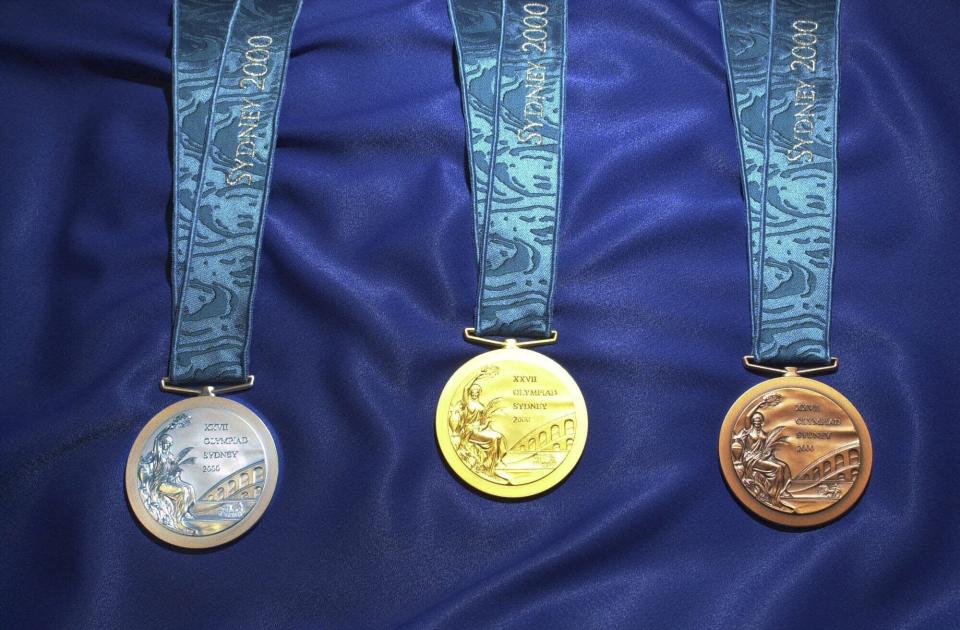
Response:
[[450, 0, 568, 339], [169, 0, 302, 385], [720, 0, 840, 366]]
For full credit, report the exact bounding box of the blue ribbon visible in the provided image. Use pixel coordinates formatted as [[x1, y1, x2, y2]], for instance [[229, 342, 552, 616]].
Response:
[[720, 0, 840, 366], [449, 0, 568, 339], [170, 0, 301, 385]]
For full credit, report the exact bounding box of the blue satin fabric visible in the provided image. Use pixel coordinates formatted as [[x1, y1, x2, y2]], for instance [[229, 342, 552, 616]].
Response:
[[1, 1, 959, 628], [721, 0, 839, 366], [450, 0, 566, 339], [171, 0, 301, 385]]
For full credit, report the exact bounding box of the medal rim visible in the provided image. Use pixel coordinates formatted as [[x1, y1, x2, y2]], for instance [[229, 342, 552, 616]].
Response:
[[125, 396, 279, 549], [436, 346, 588, 499], [719, 375, 873, 528]]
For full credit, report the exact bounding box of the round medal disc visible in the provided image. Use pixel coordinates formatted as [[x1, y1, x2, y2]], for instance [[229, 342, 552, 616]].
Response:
[[719, 375, 872, 527], [125, 396, 279, 548], [436, 344, 588, 498]]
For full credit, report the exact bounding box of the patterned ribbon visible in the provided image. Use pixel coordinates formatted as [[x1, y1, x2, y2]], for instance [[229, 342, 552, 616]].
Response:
[[720, 0, 840, 366], [449, 0, 568, 339], [170, 0, 301, 385]]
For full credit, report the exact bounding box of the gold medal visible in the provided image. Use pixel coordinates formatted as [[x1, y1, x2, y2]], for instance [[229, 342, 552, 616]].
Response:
[[436, 330, 587, 498], [719, 359, 872, 527], [126, 382, 279, 549]]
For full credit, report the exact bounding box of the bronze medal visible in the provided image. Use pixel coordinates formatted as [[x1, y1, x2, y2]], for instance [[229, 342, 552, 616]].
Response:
[[719, 363, 872, 527]]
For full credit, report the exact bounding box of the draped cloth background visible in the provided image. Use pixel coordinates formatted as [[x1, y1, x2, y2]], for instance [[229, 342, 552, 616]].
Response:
[[1, 1, 958, 628]]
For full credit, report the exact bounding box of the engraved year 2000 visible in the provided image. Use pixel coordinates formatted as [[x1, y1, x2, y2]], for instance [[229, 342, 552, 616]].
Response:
[[789, 20, 818, 72], [520, 3, 549, 53], [239, 35, 274, 91]]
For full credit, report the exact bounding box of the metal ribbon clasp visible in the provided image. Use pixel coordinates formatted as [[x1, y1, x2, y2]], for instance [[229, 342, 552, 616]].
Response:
[[160, 375, 255, 397], [742, 356, 839, 377], [463, 327, 558, 349]]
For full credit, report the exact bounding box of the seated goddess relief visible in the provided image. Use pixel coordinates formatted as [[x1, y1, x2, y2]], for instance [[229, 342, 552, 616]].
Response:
[[137, 413, 199, 534]]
